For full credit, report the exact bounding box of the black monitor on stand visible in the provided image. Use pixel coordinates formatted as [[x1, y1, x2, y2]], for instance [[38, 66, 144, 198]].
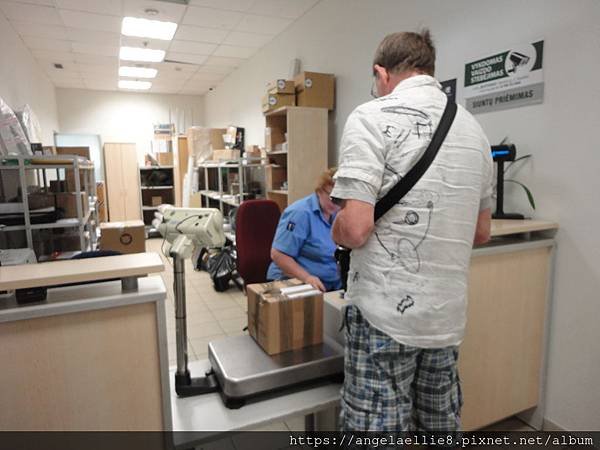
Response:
[[491, 144, 524, 220]]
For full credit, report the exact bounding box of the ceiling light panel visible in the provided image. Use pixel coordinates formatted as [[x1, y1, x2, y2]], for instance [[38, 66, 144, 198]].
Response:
[[119, 66, 158, 78], [120, 46, 166, 62], [121, 17, 178, 41], [119, 79, 152, 90], [122, 0, 187, 23]]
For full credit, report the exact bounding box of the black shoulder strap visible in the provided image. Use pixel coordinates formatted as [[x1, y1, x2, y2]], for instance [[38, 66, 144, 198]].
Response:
[[374, 99, 457, 222]]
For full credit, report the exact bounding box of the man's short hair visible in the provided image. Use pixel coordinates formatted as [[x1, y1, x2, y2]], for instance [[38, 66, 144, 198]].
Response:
[[373, 29, 436, 76]]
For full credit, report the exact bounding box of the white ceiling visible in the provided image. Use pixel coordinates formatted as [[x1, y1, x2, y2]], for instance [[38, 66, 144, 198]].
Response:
[[0, 0, 320, 95]]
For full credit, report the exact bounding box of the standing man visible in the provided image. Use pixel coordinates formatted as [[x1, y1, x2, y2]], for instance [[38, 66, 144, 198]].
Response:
[[331, 30, 493, 433]]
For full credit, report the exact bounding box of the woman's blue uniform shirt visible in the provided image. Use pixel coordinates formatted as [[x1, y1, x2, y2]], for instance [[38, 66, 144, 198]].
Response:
[[267, 193, 341, 291]]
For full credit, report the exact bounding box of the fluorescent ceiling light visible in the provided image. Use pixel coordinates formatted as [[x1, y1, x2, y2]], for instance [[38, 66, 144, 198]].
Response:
[[119, 66, 158, 78], [119, 79, 152, 90], [120, 46, 165, 62], [122, 17, 178, 41]]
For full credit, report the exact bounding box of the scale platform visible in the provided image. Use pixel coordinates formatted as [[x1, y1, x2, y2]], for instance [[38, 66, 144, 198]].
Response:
[[208, 334, 344, 408]]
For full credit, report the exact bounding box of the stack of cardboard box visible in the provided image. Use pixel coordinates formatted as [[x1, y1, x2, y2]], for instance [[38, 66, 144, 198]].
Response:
[[294, 71, 335, 110], [262, 79, 296, 114]]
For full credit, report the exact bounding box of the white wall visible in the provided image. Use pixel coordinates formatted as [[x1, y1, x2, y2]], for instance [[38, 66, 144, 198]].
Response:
[[204, 0, 600, 430], [56, 88, 204, 163], [0, 12, 58, 145]]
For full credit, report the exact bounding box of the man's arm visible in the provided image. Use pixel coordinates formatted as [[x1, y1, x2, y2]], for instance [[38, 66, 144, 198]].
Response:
[[270, 248, 326, 292], [332, 199, 375, 249], [474, 208, 492, 245]]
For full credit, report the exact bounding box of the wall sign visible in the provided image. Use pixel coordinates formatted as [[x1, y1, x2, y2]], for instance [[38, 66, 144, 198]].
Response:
[[464, 40, 544, 114]]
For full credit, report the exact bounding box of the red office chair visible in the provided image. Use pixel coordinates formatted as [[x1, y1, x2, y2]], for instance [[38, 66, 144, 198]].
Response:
[[235, 199, 281, 286]]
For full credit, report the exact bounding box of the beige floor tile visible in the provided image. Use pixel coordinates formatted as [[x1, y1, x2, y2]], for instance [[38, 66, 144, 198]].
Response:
[[204, 297, 240, 311], [211, 306, 245, 320], [187, 310, 217, 326], [189, 335, 224, 359], [187, 321, 224, 339], [218, 316, 247, 334]]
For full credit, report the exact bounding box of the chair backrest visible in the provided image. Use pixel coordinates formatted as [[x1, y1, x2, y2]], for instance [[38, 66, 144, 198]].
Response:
[[235, 199, 281, 285]]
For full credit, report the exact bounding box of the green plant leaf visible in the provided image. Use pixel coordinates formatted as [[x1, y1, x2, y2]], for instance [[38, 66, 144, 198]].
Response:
[[504, 154, 532, 174], [506, 179, 536, 210]]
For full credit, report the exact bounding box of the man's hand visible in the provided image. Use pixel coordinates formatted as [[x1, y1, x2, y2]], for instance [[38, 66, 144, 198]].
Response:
[[332, 199, 375, 249], [304, 275, 326, 292], [474, 208, 492, 245]]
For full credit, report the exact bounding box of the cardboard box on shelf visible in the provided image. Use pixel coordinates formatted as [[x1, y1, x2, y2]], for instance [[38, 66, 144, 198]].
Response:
[[96, 181, 107, 222], [265, 127, 286, 152], [54, 232, 88, 252], [209, 128, 227, 150], [294, 71, 335, 110], [265, 164, 287, 191], [56, 146, 90, 159], [28, 193, 55, 210], [151, 195, 162, 206], [267, 79, 295, 95], [245, 145, 262, 158], [65, 169, 87, 192], [49, 180, 67, 193], [212, 149, 240, 161], [189, 192, 202, 208], [55, 192, 88, 219], [246, 279, 324, 355], [262, 93, 295, 114], [157, 152, 174, 166], [99, 220, 146, 254]]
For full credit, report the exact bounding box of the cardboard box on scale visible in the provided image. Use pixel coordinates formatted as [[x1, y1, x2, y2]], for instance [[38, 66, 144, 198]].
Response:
[[246, 279, 324, 355]]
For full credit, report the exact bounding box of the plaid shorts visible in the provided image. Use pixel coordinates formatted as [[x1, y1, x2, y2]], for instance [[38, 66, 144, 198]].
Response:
[[340, 305, 463, 432]]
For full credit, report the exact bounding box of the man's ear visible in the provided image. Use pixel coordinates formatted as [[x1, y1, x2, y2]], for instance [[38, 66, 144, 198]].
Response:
[[373, 64, 386, 81]]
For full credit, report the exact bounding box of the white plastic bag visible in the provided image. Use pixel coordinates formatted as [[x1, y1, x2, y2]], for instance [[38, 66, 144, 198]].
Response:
[[0, 97, 31, 156]]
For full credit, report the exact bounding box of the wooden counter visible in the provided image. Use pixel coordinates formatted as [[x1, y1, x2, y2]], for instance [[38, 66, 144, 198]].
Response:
[[0, 255, 170, 431], [490, 219, 558, 237], [325, 219, 559, 431]]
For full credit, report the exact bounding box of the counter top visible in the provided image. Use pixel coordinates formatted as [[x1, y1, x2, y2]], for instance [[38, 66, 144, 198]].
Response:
[[0, 276, 166, 323], [170, 359, 341, 437], [490, 219, 558, 237], [0, 252, 164, 291]]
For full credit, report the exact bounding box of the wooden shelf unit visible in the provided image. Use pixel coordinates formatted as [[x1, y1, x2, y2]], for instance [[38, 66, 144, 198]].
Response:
[[264, 106, 328, 211], [139, 166, 175, 230]]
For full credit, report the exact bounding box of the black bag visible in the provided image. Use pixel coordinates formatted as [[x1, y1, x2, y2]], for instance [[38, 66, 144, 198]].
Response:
[[336, 98, 458, 291], [207, 247, 236, 292]]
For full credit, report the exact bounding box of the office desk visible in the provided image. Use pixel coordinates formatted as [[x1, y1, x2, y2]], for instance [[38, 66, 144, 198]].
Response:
[[326, 219, 559, 431], [0, 254, 171, 431]]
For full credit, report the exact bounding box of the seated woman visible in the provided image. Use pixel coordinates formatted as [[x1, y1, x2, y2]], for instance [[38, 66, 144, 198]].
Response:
[[267, 169, 341, 292]]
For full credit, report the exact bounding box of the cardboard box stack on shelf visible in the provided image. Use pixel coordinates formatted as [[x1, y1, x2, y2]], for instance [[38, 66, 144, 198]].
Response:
[[55, 146, 91, 160], [152, 123, 174, 166], [96, 181, 107, 222], [294, 71, 335, 110], [262, 79, 296, 114]]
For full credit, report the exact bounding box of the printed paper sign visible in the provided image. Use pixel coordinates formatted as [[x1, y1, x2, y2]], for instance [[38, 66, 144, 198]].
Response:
[[464, 40, 544, 114]]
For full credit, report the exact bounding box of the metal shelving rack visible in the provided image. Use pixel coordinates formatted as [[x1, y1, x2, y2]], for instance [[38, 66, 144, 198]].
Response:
[[197, 157, 267, 212], [139, 165, 175, 236], [0, 154, 98, 259]]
